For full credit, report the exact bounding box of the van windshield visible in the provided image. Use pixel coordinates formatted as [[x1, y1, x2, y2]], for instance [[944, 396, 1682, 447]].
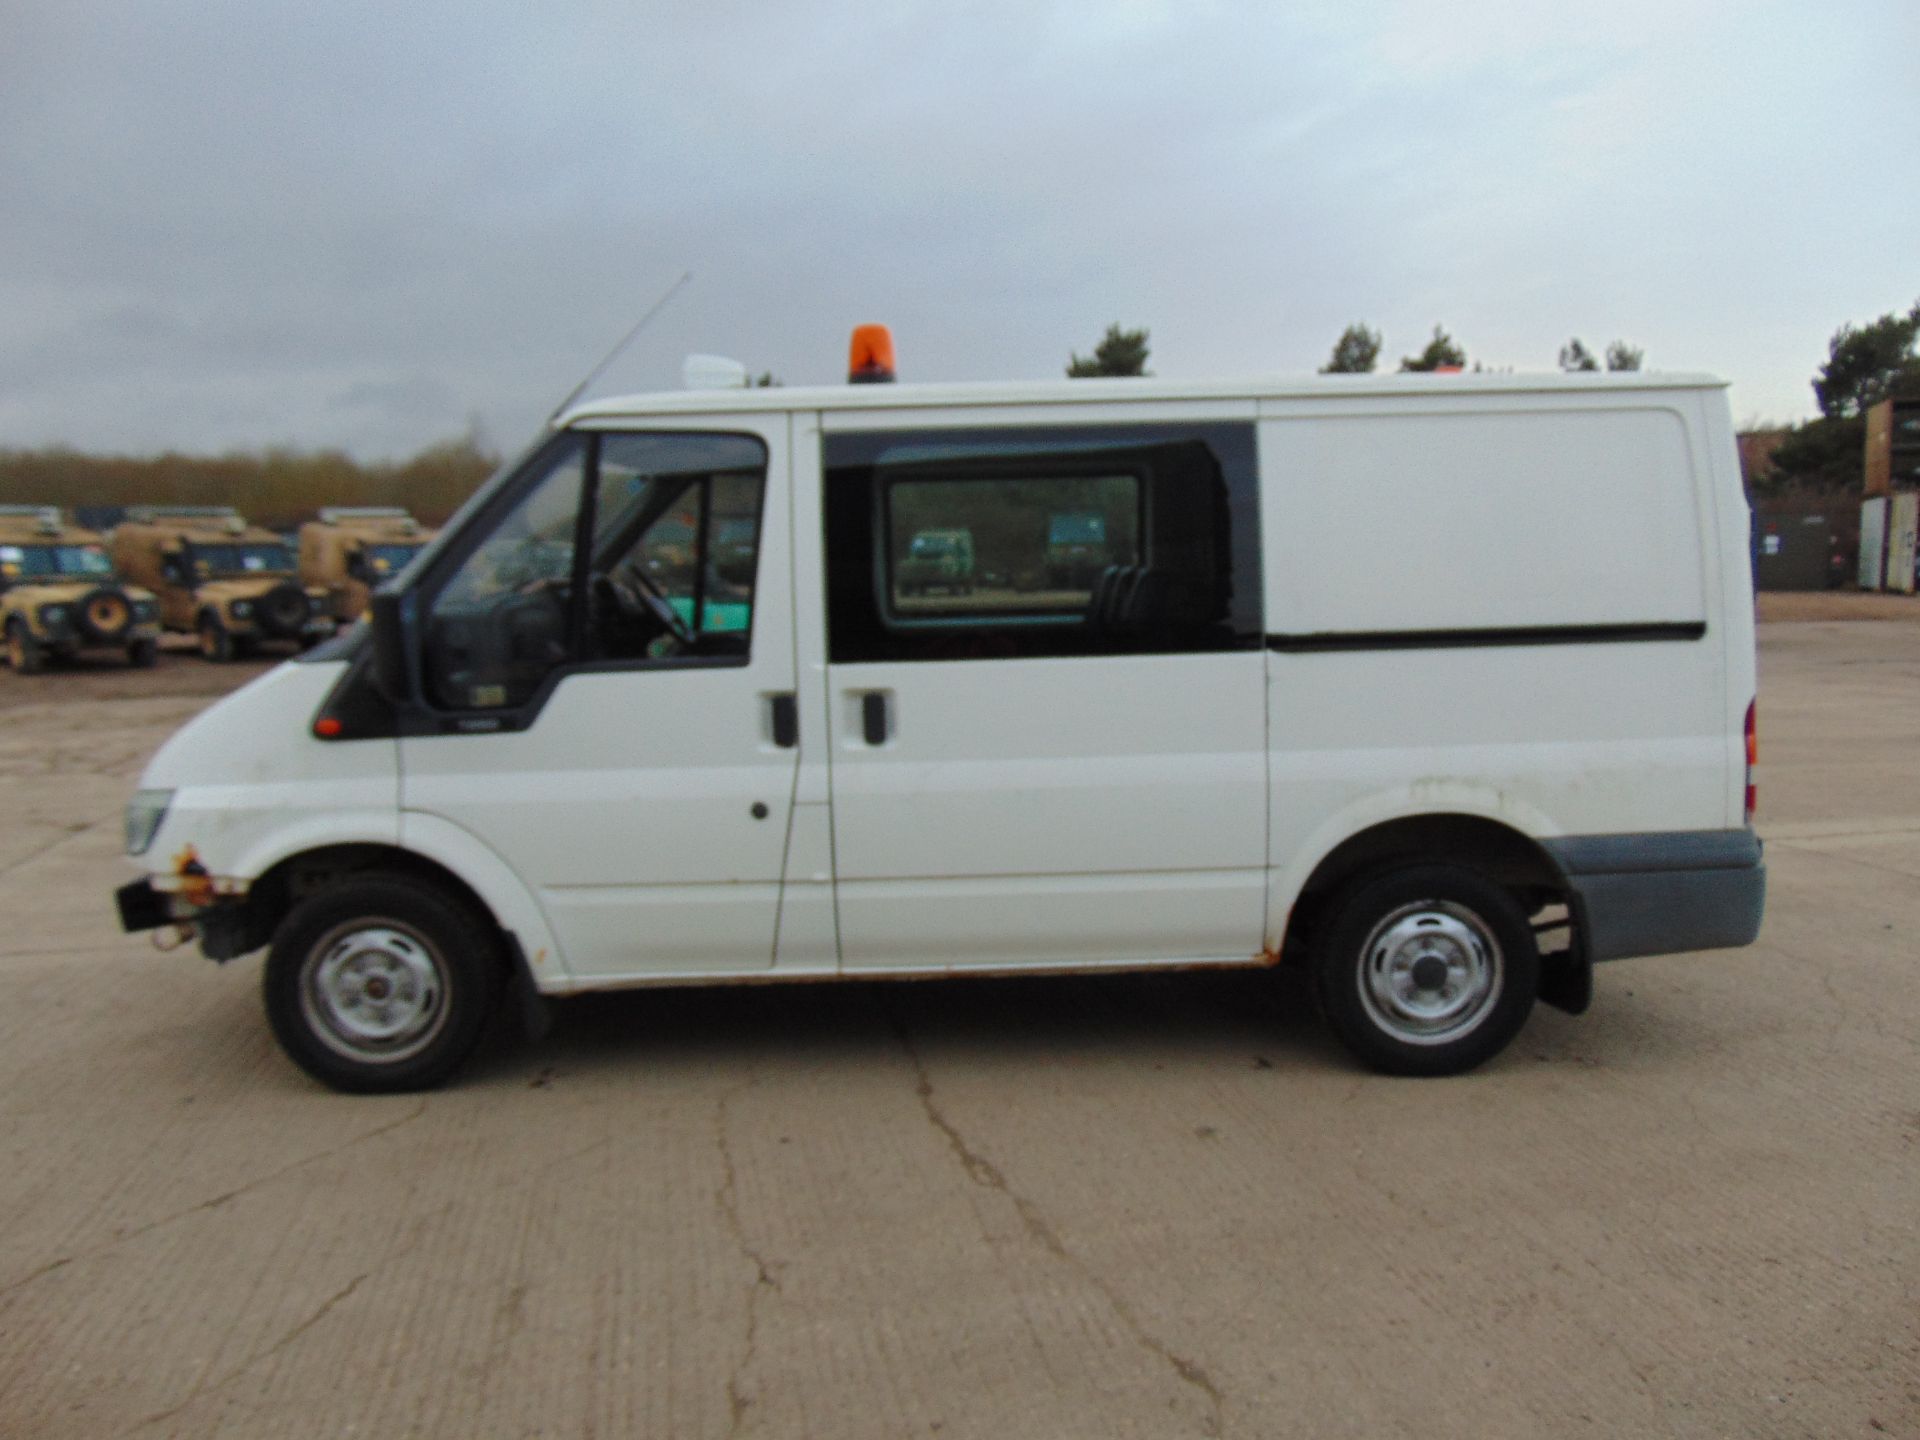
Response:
[[2, 544, 114, 579], [191, 543, 294, 577]]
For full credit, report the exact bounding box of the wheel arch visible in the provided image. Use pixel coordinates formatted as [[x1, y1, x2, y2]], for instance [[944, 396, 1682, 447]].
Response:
[[219, 833, 570, 993], [1276, 808, 1570, 955]]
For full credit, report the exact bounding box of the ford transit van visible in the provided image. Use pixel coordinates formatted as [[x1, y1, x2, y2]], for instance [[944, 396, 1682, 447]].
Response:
[[115, 352, 1764, 1091]]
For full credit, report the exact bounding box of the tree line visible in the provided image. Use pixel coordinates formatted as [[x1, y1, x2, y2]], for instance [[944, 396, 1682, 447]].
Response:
[[1064, 323, 1644, 377], [0, 436, 500, 531], [1746, 300, 1920, 495], [1070, 306, 1920, 499]]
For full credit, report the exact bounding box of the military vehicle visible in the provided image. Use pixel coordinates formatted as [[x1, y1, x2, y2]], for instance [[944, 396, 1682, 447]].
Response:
[[109, 507, 334, 661], [0, 506, 161, 672], [896, 528, 975, 597], [297, 507, 433, 624]]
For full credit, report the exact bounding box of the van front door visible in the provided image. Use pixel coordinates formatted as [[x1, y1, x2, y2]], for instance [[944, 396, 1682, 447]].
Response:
[[819, 419, 1269, 972], [399, 423, 798, 984]]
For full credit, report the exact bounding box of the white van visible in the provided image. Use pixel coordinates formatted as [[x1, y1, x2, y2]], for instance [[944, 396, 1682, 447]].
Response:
[[116, 347, 1765, 1091]]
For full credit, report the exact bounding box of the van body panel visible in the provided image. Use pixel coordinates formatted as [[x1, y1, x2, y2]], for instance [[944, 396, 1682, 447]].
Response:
[[1255, 402, 1706, 634], [395, 809, 572, 988], [773, 416, 839, 971], [400, 668, 797, 979], [136, 662, 399, 884], [826, 652, 1270, 968], [1691, 392, 1759, 828], [1256, 387, 1745, 940]]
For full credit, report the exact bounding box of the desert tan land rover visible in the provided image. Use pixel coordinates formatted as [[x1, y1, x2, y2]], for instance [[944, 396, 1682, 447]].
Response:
[[298, 507, 432, 624], [110, 506, 334, 661], [0, 506, 161, 672]]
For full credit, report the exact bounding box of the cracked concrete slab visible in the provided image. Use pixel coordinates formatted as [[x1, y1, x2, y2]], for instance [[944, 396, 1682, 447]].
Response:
[[0, 623, 1916, 1438]]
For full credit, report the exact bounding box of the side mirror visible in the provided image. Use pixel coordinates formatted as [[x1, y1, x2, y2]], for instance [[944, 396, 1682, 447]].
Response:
[[368, 592, 410, 701]]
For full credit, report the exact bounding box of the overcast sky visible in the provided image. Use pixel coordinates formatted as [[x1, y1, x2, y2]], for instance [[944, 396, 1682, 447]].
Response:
[[4, 1, 1916, 460]]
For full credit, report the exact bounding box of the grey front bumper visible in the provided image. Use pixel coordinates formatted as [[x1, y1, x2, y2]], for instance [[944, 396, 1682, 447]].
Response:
[[1546, 830, 1766, 962]]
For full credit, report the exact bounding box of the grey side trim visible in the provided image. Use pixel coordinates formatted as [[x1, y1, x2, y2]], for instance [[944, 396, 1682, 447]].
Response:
[[1546, 829, 1761, 876], [1547, 829, 1766, 962]]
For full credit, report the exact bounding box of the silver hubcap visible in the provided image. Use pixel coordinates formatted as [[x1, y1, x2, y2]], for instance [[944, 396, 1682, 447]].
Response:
[[1357, 901, 1502, 1046], [301, 922, 448, 1063]]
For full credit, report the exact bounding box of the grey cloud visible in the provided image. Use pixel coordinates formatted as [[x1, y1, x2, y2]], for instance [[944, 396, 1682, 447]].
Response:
[[1, 0, 1915, 457]]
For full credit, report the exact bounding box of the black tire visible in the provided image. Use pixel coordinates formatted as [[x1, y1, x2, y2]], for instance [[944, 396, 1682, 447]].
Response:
[[198, 614, 233, 662], [263, 877, 505, 1093], [7, 619, 45, 675], [127, 637, 159, 668], [256, 582, 310, 638], [1312, 864, 1538, 1077]]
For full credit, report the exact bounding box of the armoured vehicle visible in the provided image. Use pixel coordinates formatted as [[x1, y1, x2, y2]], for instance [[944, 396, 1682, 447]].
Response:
[[298, 508, 432, 624], [109, 507, 333, 661], [0, 506, 161, 672], [896, 528, 975, 596]]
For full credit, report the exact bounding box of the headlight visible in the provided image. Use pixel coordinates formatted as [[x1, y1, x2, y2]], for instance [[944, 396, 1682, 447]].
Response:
[[125, 789, 173, 856], [231, 600, 253, 618], [39, 605, 67, 625]]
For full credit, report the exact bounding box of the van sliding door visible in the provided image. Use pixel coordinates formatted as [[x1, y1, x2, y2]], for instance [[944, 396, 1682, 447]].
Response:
[[820, 416, 1269, 973]]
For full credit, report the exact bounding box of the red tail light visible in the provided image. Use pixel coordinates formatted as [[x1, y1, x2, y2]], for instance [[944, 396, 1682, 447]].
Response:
[[1744, 699, 1757, 824]]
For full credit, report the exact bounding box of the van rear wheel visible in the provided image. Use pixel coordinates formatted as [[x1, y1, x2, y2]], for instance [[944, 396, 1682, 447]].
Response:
[[263, 877, 505, 1093], [1313, 865, 1538, 1076]]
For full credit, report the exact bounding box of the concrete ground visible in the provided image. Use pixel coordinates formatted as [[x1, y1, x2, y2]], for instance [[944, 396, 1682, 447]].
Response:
[[0, 620, 1915, 1439]]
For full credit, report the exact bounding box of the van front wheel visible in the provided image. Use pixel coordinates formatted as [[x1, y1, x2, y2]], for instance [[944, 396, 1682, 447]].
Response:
[[264, 877, 504, 1093], [1313, 865, 1537, 1076]]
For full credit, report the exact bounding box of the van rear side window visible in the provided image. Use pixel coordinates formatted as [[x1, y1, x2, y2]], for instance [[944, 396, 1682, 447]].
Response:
[[825, 423, 1263, 663], [884, 474, 1140, 615]]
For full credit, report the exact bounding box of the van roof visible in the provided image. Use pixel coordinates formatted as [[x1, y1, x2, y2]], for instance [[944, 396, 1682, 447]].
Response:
[[560, 369, 1727, 426]]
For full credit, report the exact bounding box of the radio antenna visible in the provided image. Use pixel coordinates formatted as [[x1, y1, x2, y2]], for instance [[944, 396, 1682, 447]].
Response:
[[547, 270, 693, 424]]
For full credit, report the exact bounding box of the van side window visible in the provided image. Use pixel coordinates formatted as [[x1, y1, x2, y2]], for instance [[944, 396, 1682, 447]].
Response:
[[421, 431, 767, 712], [590, 435, 765, 656], [824, 423, 1261, 663]]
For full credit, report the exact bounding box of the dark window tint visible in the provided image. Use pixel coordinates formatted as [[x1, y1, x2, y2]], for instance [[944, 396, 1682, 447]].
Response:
[[825, 423, 1261, 663]]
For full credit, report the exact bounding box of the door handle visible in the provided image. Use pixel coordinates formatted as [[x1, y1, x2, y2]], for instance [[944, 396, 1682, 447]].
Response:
[[861, 691, 888, 746], [769, 692, 798, 749]]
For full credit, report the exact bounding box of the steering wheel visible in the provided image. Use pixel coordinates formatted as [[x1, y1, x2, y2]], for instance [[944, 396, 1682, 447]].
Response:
[[627, 567, 695, 648], [591, 568, 694, 655]]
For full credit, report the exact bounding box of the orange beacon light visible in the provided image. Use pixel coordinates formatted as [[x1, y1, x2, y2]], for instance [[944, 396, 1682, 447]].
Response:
[[848, 324, 896, 384]]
